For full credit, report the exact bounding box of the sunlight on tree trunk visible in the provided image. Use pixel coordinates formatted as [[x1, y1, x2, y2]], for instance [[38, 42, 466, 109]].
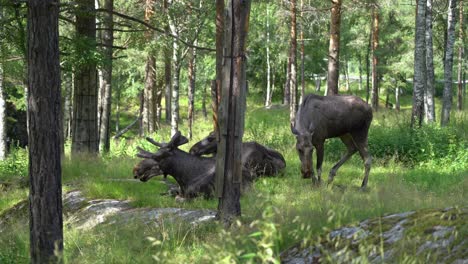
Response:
[[371, 6, 379, 111], [327, 0, 342, 96], [412, 0, 426, 128], [441, 0, 458, 126], [425, 0, 436, 122], [27, 0, 63, 261], [0, 62, 6, 160], [456, 0, 464, 111], [289, 0, 297, 124]]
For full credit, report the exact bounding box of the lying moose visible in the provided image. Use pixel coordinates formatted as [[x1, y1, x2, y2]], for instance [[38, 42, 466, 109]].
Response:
[[291, 94, 373, 188], [189, 132, 286, 179], [133, 131, 252, 199]]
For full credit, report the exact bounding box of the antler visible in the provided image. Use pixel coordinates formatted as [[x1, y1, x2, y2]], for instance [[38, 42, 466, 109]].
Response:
[[136, 147, 168, 160], [146, 137, 168, 148]]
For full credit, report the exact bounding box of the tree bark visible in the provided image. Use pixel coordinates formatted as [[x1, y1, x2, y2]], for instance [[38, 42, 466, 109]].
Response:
[[164, 0, 171, 124], [188, 47, 196, 139], [425, 0, 436, 122], [284, 58, 291, 105], [72, 0, 98, 154], [299, 0, 305, 104], [366, 30, 371, 103], [0, 62, 6, 160], [358, 54, 363, 91], [265, 3, 272, 108], [289, 0, 297, 123], [371, 6, 379, 110], [216, 0, 251, 226], [27, 0, 63, 262], [456, 0, 464, 111], [412, 0, 427, 128], [99, 0, 113, 153], [202, 81, 207, 119], [62, 73, 73, 140], [143, 54, 156, 134], [326, 0, 342, 96], [115, 81, 120, 132], [441, 0, 458, 126]]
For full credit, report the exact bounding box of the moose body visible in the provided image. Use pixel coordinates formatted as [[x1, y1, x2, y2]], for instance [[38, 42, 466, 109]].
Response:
[[134, 131, 252, 199], [189, 132, 286, 178], [291, 94, 372, 187]]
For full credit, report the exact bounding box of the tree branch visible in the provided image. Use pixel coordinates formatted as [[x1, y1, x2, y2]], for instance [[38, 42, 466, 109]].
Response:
[[95, 8, 215, 52]]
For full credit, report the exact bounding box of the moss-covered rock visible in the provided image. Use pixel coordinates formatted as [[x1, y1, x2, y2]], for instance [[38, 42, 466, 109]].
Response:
[[281, 207, 467, 263]]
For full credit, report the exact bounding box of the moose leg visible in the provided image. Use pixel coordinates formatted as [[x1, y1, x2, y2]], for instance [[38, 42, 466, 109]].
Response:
[[328, 134, 357, 185], [354, 136, 372, 189], [315, 143, 324, 186]]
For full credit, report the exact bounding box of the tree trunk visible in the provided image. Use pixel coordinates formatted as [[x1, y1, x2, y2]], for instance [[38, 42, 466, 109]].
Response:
[[441, 0, 458, 126], [371, 6, 379, 110], [412, 0, 427, 128], [27, 0, 63, 262], [457, 0, 464, 111], [72, 0, 98, 154], [138, 90, 144, 136], [213, 0, 224, 134], [284, 58, 291, 105], [171, 57, 181, 137], [62, 73, 73, 140], [265, 3, 272, 108], [99, 0, 113, 153], [425, 0, 436, 122], [216, 0, 251, 226], [315, 75, 321, 92], [395, 85, 401, 111], [115, 81, 120, 132], [289, 0, 297, 123], [299, 0, 305, 104], [327, 0, 342, 96], [366, 30, 371, 103], [143, 54, 156, 134], [0, 62, 6, 160], [358, 54, 363, 91], [188, 47, 196, 139], [345, 59, 350, 92], [202, 81, 207, 119], [164, 0, 171, 124]]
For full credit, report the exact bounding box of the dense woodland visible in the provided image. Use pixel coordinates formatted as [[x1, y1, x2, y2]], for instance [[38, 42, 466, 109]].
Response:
[[0, 0, 467, 263]]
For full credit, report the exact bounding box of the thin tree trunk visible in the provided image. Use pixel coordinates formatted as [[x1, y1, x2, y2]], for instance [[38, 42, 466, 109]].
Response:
[[188, 47, 196, 139], [425, 0, 436, 122], [289, 0, 297, 123], [171, 54, 181, 137], [62, 72, 73, 140], [72, 0, 98, 154], [115, 81, 120, 132], [441, 0, 458, 126], [412, 0, 427, 128], [265, 3, 272, 108], [284, 58, 291, 105], [164, 0, 171, 124], [345, 59, 350, 92], [395, 85, 400, 111], [214, 0, 224, 134], [366, 30, 371, 103], [143, 54, 156, 134], [99, 0, 113, 153], [358, 54, 363, 91], [456, 0, 464, 111], [371, 6, 379, 110], [327, 0, 342, 96], [315, 75, 321, 92], [299, 0, 305, 104], [27, 0, 63, 262], [202, 81, 207, 120], [216, 0, 251, 227], [138, 90, 144, 136], [0, 62, 6, 160]]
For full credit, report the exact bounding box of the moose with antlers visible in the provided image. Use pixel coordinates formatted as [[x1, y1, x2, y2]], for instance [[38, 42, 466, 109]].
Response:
[[133, 131, 253, 199]]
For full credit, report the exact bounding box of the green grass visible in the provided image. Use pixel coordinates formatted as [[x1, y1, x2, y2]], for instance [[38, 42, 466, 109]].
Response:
[[0, 93, 467, 263]]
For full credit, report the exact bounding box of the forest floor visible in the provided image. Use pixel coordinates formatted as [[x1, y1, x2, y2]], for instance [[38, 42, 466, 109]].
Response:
[[0, 92, 467, 263]]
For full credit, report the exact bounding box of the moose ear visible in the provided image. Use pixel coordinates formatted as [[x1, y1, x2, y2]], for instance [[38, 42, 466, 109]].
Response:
[[291, 123, 299, 135]]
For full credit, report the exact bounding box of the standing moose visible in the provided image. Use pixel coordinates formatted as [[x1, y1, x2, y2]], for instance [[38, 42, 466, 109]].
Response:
[[291, 94, 373, 188]]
